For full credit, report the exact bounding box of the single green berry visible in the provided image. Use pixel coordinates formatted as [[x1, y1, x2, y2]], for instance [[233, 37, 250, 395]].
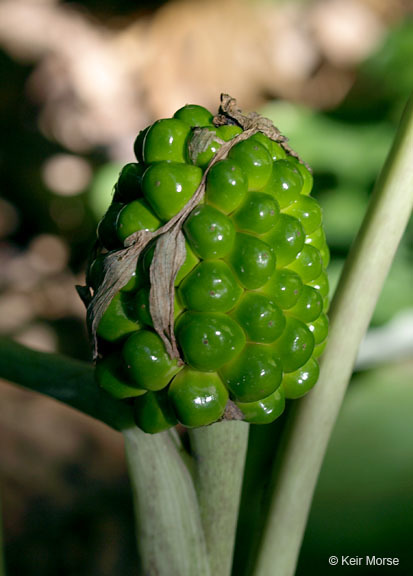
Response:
[[283, 196, 322, 235], [287, 244, 323, 284], [97, 292, 140, 342], [169, 368, 228, 427], [178, 260, 242, 313], [220, 343, 283, 403], [282, 357, 320, 399], [236, 386, 285, 424], [183, 204, 235, 259], [173, 104, 214, 127], [116, 198, 161, 244], [231, 292, 285, 344], [263, 159, 303, 207], [176, 312, 245, 371], [96, 353, 147, 399], [134, 389, 178, 434], [143, 118, 191, 163], [272, 316, 314, 372], [260, 268, 303, 310], [228, 233, 275, 289], [205, 158, 248, 214], [233, 192, 280, 235], [286, 285, 323, 323], [264, 214, 305, 267], [228, 139, 273, 190], [122, 330, 182, 390], [142, 162, 202, 221]]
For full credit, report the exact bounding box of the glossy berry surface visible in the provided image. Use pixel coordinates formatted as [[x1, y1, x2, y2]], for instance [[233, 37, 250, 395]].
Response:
[[96, 353, 147, 399], [286, 285, 323, 323], [176, 312, 245, 371], [142, 162, 202, 221], [173, 104, 214, 127], [134, 389, 177, 434], [264, 214, 305, 267], [233, 192, 280, 235], [263, 160, 303, 208], [287, 244, 323, 284], [220, 343, 282, 402], [142, 118, 191, 163], [272, 317, 314, 373], [231, 292, 285, 344], [90, 101, 329, 432], [97, 292, 140, 342], [282, 357, 320, 399], [249, 133, 287, 162], [122, 330, 182, 390], [228, 233, 275, 289], [179, 260, 242, 313], [168, 368, 228, 427], [183, 204, 235, 259], [236, 387, 285, 424], [261, 268, 303, 310], [116, 199, 161, 244], [228, 139, 273, 190], [205, 159, 248, 214]]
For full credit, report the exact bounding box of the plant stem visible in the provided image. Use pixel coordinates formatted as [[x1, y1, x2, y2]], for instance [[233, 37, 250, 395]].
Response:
[[123, 427, 211, 576], [188, 422, 249, 576], [0, 338, 134, 431], [254, 93, 413, 576]]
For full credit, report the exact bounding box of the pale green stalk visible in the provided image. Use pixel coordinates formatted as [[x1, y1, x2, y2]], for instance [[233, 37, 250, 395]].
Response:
[[254, 94, 413, 576], [189, 422, 249, 576], [124, 427, 211, 576]]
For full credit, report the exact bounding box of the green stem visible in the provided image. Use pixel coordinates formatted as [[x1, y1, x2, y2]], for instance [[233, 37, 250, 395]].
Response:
[[0, 338, 134, 431], [123, 427, 211, 576], [188, 422, 249, 576], [254, 93, 413, 576]]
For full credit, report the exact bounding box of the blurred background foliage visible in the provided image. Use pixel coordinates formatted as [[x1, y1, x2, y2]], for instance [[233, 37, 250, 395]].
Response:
[[0, 0, 412, 574]]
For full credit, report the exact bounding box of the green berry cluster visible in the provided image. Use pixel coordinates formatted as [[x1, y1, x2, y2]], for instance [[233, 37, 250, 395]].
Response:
[[90, 103, 329, 433]]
